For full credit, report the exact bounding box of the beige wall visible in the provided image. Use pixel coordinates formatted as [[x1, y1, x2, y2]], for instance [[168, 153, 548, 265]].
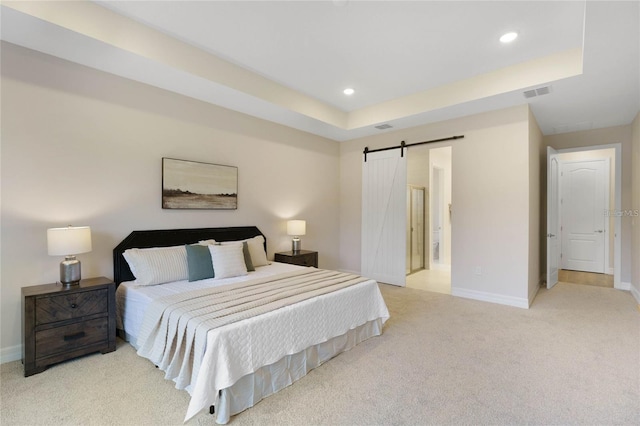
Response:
[[0, 43, 341, 358], [544, 125, 633, 285], [340, 105, 534, 307], [528, 109, 543, 301], [631, 113, 640, 302]]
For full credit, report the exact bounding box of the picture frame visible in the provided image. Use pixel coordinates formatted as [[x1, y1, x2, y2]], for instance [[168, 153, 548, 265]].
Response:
[[162, 158, 238, 210]]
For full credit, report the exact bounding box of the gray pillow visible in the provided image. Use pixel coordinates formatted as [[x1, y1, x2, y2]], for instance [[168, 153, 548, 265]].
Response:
[[185, 244, 214, 282], [242, 241, 255, 272]]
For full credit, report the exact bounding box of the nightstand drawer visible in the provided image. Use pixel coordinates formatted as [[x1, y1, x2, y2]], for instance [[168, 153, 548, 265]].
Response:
[[274, 250, 318, 268], [35, 317, 109, 358], [291, 254, 316, 267], [35, 289, 108, 325]]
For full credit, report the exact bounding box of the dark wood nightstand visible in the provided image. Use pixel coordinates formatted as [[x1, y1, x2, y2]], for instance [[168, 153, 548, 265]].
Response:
[[22, 276, 116, 377], [274, 250, 318, 268]]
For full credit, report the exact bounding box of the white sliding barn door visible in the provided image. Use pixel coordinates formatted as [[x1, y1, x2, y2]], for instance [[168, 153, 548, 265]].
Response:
[[361, 150, 407, 286]]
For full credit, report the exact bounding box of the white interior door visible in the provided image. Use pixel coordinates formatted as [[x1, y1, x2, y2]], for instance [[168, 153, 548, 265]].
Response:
[[547, 147, 560, 289], [561, 159, 608, 273], [362, 150, 407, 286]]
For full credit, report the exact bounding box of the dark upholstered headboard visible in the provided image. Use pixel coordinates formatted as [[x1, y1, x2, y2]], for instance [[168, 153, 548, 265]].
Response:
[[113, 226, 266, 285]]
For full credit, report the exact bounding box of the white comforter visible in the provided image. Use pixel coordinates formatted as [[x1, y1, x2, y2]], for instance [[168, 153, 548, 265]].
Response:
[[116, 263, 389, 422]]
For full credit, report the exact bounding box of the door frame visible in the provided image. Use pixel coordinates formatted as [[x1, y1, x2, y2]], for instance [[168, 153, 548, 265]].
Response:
[[407, 185, 426, 274], [547, 147, 560, 288], [548, 143, 622, 289], [429, 163, 446, 269]]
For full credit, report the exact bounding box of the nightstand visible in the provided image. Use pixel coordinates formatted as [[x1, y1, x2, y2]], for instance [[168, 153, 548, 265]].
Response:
[[22, 276, 116, 377], [274, 250, 318, 268]]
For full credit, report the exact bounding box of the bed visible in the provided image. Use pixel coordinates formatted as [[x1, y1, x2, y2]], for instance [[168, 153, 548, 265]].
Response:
[[113, 226, 389, 424]]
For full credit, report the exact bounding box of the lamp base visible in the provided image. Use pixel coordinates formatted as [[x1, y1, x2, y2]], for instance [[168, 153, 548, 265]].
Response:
[[60, 256, 81, 286], [291, 237, 301, 253]]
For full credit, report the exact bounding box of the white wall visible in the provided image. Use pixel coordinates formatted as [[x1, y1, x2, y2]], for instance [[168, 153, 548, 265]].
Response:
[[0, 43, 341, 361], [544, 125, 634, 286], [528, 109, 542, 302], [631, 113, 640, 303], [340, 105, 534, 308]]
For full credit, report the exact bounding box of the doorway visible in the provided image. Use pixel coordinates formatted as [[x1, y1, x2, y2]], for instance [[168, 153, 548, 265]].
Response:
[[429, 147, 452, 271], [406, 145, 452, 294], [546, 145, 621, 289]]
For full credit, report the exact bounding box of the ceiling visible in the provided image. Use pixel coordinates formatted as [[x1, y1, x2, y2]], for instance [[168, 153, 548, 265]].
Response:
[[1, 1, 638, 141]]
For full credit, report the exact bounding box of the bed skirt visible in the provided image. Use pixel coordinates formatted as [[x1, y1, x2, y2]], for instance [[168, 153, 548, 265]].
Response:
[[214, 317, 384, 424]]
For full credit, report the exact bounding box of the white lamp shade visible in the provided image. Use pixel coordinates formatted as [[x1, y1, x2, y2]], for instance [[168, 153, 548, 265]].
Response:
[[47, 226, 92, 256], [287, 220, 306, 236]]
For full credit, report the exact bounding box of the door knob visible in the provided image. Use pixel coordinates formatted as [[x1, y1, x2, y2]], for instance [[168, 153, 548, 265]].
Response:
[[594, 230, 603, 233], [547, 233, 556, 237]]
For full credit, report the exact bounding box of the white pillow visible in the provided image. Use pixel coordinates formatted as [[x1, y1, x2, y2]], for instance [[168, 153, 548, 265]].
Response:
[[208, 243, 248, 279], [245, 235, 269, 267], [198, 239, 217, 246], [123, 245, 188, 286]]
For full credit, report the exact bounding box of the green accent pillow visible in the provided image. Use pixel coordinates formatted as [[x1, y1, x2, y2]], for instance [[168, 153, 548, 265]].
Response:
[[242, 241, 255, 272], [185, 244, 214, 282]]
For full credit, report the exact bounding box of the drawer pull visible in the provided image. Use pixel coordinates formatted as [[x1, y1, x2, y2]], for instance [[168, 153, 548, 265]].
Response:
[[63, 331, 86, 341], [70, 303, 77, 309]]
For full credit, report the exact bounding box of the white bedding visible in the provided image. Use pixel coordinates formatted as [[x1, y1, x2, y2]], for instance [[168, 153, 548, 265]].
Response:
[[116, 262, 389, 423], [116, 262, 304, 343]]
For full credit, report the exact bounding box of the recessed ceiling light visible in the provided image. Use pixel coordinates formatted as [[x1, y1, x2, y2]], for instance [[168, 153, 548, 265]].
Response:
[[343, 88, 355, 96], [500, 32, 518, 43]]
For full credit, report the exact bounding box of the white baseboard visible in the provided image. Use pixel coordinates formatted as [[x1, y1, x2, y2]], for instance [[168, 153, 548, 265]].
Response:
[[616, 281, 632, 291], [451, 287, 530, 309], [1, 344, 22, 364]]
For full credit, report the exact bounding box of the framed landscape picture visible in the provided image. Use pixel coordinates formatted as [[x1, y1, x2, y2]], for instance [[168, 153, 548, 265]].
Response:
[[162, 158, 238, 209]]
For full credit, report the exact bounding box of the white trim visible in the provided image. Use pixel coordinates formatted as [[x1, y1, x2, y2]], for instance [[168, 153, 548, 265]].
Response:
[[616, 281, 631, 291], [0, 344, 22, 364], [451, 288, 530, 309]]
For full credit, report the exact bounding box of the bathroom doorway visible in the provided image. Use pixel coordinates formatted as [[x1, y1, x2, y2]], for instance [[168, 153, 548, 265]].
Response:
[[406, 145, 452, 294]]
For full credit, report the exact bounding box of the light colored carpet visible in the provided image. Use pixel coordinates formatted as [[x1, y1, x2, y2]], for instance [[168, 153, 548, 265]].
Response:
[[2, 282, 638, 425]]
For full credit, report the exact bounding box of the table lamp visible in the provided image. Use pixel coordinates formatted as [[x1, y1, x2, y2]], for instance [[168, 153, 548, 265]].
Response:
[[287, 220, 306, 253], [47, 226, 92, 286]]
